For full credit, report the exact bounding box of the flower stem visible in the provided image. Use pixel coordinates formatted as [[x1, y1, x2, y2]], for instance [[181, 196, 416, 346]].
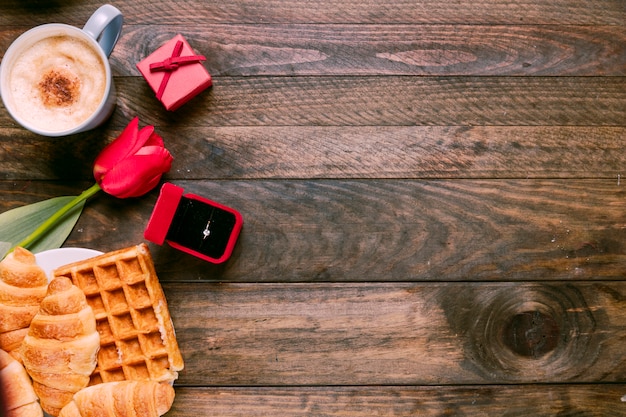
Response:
[[11, 183, 102, 252]]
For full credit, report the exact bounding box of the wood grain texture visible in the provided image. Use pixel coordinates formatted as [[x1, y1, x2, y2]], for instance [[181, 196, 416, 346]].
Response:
[[2, 76, 623, 128], [0, 0, 623, 25], [164, 281, 626, 385], [113, 24, 626, 76], [1, 126, 625, 180], [1, 76, 624, 128], [115, 76, 626, 128], [1, 179, 624, 282], [3, 24, 624, 76], [169, 385, 626, 417]]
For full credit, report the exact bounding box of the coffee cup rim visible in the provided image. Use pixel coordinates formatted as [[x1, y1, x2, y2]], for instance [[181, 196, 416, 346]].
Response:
[[0, 23, 113, 137]]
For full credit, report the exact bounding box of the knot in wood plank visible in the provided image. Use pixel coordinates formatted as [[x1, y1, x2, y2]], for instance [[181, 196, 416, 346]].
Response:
[[441, 284, 602, 382], [502, 310, 559, 358]]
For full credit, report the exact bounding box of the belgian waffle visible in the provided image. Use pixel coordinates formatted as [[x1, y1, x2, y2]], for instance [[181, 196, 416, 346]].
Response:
[[52, 244, 184, 386]]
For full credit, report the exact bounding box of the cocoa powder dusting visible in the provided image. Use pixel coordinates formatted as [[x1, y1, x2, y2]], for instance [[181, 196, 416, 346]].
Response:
[[38, 68, 80, 107]]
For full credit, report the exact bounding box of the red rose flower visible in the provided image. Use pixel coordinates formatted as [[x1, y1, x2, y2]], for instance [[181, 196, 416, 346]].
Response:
[[4, 117, 174, 255], [94, 117, 173, 198]]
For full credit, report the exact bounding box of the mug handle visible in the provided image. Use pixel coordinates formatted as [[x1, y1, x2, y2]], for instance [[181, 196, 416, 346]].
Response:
[[82, 4, 123, 57]]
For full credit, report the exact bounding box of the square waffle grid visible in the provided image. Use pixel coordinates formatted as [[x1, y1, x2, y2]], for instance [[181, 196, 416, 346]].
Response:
[[53, 244, 183, 386]]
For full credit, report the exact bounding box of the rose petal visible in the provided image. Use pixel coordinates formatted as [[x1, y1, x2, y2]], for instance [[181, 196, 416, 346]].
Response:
[[98, 149, 173, 198], [93, 117, 140, 180], [145, 131, 165, 148], [93, 118, 159, 181], [137, 125, 156, 146], [135, 145, 168, 156]]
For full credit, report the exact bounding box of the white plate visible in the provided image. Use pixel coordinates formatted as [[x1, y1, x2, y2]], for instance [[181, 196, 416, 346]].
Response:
[[35, 247, 103, 281]]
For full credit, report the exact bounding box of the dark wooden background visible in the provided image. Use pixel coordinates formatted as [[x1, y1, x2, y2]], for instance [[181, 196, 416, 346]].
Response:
[[1, 1, 625, 415]]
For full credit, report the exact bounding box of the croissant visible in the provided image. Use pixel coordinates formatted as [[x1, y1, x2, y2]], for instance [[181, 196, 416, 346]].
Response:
[[58, 381, 175, 417], [21, 277, 99, 417], [0, 348, 43, 417], [0, 247, 48, 360]]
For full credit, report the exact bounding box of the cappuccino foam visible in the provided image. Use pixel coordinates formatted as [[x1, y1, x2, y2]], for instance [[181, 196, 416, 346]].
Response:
[[7, 35, 106, 132]]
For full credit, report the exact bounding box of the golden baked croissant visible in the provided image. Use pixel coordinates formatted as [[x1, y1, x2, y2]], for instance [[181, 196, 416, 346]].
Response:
[[21, 277, 99, 417], [58, 381, 175, 417], [0, 348, 43, 417], [0, 247, 48, 359]]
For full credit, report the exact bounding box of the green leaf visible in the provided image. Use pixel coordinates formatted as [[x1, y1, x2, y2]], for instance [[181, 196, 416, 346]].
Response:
[[0, 196, 85, 258], [0, 242, 10, 258]]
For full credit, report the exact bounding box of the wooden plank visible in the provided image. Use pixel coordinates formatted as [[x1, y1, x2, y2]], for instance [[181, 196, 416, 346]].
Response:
[[1, 126, 624, 180], [168, 386, 626, 416], [62, 76, 626, 128], [0, 0, 623, 25], [3, 24, 624, 76], [2, 179, 624, 282], [165, 282, 626, 385], [113, 24, 626, 76]]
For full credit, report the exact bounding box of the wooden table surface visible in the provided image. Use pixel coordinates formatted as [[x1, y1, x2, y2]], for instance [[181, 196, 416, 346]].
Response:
[[1, 1, 625, 415]]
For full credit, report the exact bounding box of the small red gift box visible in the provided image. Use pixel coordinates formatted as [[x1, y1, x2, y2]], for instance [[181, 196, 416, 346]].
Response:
[[136, 34, 212, 111]]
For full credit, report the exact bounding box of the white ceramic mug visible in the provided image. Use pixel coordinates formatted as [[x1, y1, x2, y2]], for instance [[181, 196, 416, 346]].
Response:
[[0, 4, 123, 137]]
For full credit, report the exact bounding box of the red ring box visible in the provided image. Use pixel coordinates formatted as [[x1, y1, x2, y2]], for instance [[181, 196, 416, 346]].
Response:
[[144, 183, 243, 263]]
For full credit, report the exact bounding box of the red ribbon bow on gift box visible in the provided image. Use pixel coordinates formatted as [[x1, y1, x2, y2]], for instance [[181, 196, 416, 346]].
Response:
[[149, 40, 206, 100]]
